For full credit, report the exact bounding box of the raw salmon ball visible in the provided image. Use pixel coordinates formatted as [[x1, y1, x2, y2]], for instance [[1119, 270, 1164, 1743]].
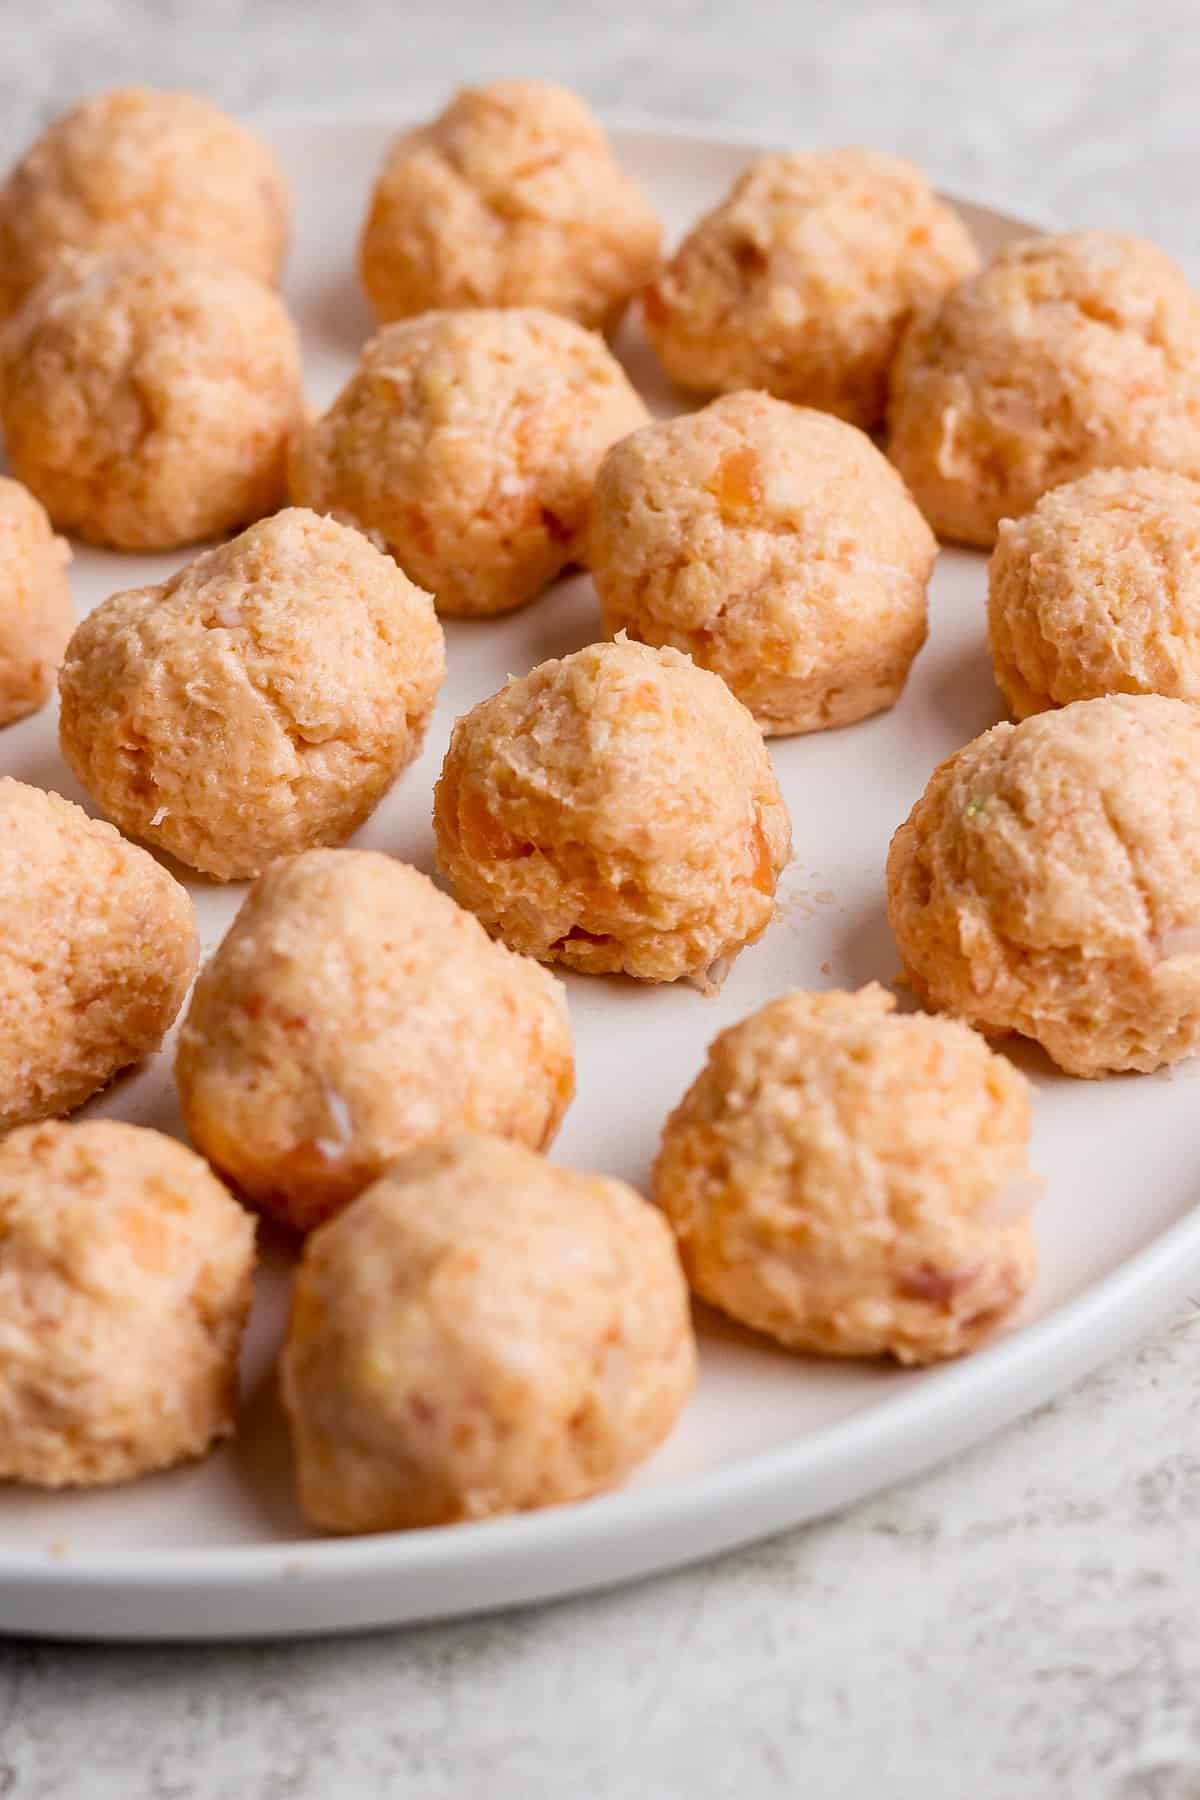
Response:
[[0, 475, 72, 727], [282, 1130, 696, 1531], [176, 852, 574, 1233], [434, 637, 792, 983], [289, 307, 648, 617], [988, 467, 1200, 717], [0, 86, 289, 318], [654, 986, 1036, 1364], [589, 392, 936, 734], [0, 246, 302, 550], [644, 148, 978, 429], [360, 80, 660, 333], [58, 509, 444, 881], [0, 1120, 255, 1487], [888, 232, 1200, 547], [886, 694, 1200, 1075], [0, 779, 196, 1133]]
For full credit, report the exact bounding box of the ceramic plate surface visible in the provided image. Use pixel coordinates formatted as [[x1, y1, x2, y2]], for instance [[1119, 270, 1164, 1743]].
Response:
[[2, 115, 1197, 1641]]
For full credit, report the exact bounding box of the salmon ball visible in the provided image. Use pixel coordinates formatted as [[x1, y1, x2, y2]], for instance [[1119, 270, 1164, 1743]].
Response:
[[281, 1130, 696, 1531], [653, 986, 1036, 1364], [0, 1120, 255, 1487], [359, 80, 660, 334], [988, 468, 1200, 717], [0, 476, 72, 727], [643, 148, 978, 430], [0, 779, 196, 1133], [0, 246, 302, 550], [887, 232, 1200, 547], [58, 510, 444, 881], [589, 392, 936, 735], [886, 694, 1200, 1076], [175, 852, 574, 1233], [434, 638, 792, 983], [0, 86, 289, 319], [289, 307, 648, 617]]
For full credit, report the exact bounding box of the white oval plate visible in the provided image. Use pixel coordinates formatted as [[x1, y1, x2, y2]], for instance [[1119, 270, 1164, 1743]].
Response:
[[2, 117, 1198, 1642]]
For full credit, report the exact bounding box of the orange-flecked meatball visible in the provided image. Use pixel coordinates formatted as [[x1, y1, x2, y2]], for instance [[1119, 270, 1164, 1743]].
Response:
[[175, 852, 574, 1233], [0, 475, 72, 727], [0, 779, 196, 1133], [988, 467, 1200, 717], [281, 1130, 696, 1531], [434, 637, 792, 982], [0, 247, 302, 551], [289, 307, 648, 617], [644, 148, 978, 429], [360, 80, 660, 333], [654, 986, 1037, 1364], [589, 392, 936, 734], [886, 695, 1200, 1076], [887, 232, 1200, 547], [0, 86, 289, 319], [0, 1120, 255, 1488], [58, 510, 444, 881]]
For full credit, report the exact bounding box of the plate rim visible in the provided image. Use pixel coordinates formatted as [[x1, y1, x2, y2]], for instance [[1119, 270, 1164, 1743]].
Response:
[[4, 1196, 1200, 1594]]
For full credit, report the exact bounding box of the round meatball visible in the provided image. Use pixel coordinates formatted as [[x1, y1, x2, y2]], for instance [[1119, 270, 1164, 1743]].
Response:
[[886, 694, 1200, 1076], [0, 86, 289, 319], [289, 307, 648, 617], [988, 467, 1200, 717], [589, 392, 936, 735], [359, 79, 660, 334], [0, 779, 196, 1134], [643, 148, 978, 430], [435, 637, 791, 983], [887, 231, 1200, 547], [58, 509, 445, 881], [281, 1130, 696, 1531], [0, 475, 72, 727], [0, 246, 302, 550], [175, 852, 574, 1233], [0, 1120, 255, 1487], [653, 986, 1036, 1364]]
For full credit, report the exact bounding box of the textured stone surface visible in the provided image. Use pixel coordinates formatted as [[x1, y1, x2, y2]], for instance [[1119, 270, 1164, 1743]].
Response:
[[4, 3, 1200, 1792]]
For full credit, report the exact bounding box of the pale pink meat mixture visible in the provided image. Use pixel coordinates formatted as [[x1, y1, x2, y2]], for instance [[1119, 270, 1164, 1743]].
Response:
[[0, 778, 196, 1133], [434, 637, 792, 982], [359, 80, 660, 333], [590, 391, 935, 734], [887, 693, 1200, 1075], [282, 1131, 696, 1531], [0, 86, 289, 318], [0, 1120, 255, 1488], [58, 509, 445, 880], [176, 852, 574, 1233], [654, 985, 1037, 1364]]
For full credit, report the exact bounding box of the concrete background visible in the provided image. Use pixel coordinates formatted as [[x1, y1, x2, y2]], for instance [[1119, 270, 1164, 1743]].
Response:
[[3, 3, 1200, 1793]]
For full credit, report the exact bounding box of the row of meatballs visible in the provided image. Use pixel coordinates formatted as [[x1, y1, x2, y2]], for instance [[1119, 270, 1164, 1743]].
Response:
[[6, 83, 1200, 573], [11, 636, 1199, 1529], [0, 775, 1038, 1529]]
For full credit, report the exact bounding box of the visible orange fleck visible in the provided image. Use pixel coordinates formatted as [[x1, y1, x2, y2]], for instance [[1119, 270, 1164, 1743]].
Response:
[[459, 792, 534, 862], [709, 446, 762, 521], [121, 1207, 171, 1274], [749, 818, 776, 894]]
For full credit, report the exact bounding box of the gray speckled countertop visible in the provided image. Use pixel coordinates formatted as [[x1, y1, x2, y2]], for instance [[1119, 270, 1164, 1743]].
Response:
[[4, 3, 1200, 1793]]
